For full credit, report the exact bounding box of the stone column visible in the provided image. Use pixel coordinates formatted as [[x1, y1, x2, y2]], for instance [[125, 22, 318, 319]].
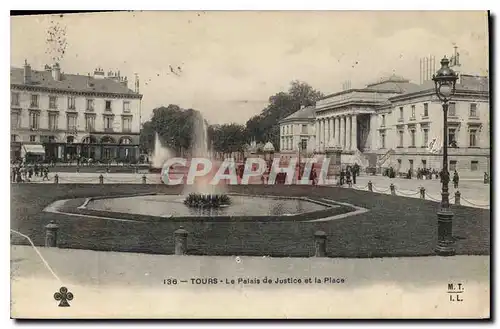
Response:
[[340, 116, 345, 150], [315, 121, 320, 151], [351, 114, 358, 151], [326, 117, 331, 147], [331, 117, 335, 144], [346, 116, 351, 150], [336, 116, 341, 147], [321, 119, 326, 151]]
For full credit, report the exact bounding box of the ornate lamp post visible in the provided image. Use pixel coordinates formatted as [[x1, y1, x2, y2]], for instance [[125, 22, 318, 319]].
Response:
[[432, 56, 458, 256]]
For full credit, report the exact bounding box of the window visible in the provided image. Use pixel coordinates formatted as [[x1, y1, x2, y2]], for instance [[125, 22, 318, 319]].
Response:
[[301, 139, 307, 151], [66, 114, 77, 131], [86, 99, 94, 111], [85, 115, 95, 131], [411, 105, 415, 119], [410, 129, 416, 147], [448, 102, 456, 116], [122, 117, 132, 132], [11, 92, 19, 106], [380, 132, 386, 148], [398, 130, 404, 147], [29, 111, 39, 129], [382, 114, 386, 126], [469, 103, 478, 117], [471, 160, 479, 171], [10, 112, 20, 129], [469, 129, 478, 147], [423, 128, 429, 146], [123, 101, 130, 113], [448, 128, 456, 146], [67, 96, 76, 109], [29, 135, 36, 142], [449, 160, 457, 171], [104, 116, 114, 129], [423, 103, 429, 117], [48, 113, 58, 131], [422, 160, 427, 168], [105, 100, 112, 111], [399, 107, 404, 120], [301, 124, 307, 134], [49, 96, 57, 109], [30, 94, 39, 108]]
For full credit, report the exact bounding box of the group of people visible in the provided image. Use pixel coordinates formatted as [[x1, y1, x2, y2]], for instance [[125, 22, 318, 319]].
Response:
[[11, 162, 50, 183], [415, 168, 442, 180], [338, 163, 360, 187]]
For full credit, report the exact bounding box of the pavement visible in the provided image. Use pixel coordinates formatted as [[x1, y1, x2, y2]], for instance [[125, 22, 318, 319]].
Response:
[[11, 245, 490, 319]]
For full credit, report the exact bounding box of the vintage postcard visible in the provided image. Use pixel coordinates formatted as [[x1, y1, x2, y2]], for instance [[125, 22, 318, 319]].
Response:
[[10, 11, 490, 319]]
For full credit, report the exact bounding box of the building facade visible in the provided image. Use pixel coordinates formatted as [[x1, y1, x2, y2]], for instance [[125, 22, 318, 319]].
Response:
[[278, 53, 490, 175], [10, 62, 143, 162], [278, 105, 316, 157]]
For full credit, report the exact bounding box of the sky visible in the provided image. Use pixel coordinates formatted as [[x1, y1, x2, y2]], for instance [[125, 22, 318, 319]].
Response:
[[10, 11, 489, 125]]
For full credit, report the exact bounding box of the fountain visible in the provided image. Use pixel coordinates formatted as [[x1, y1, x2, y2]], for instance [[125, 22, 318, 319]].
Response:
[[150, 132, 173, 172], [182, 111, 229, 208]]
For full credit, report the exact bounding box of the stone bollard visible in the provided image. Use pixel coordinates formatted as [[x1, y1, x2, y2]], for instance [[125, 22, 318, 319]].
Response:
[[455, 191, 461, 206], [368, 181, 373, 192], [76, 166, 80, 173], [54, 174, 59, 184], [420, 187, 425, 199], [45, 220, 59, 247], [99, 174, 104, 184], [314, 230, 327, 257], [142, 175, 147, 184], [390, 183, 396, 195], [174, 226, 189, 255]]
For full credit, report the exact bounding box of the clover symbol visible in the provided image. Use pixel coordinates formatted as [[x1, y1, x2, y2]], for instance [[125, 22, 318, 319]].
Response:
[[54, 286, 73, 307]]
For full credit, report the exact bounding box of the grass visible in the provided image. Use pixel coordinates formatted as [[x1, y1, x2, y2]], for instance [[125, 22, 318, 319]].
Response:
[[10, 183, 490, 258]]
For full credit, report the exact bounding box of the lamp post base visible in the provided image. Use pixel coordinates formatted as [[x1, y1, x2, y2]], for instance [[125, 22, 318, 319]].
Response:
[[435, 209, 456, 256]]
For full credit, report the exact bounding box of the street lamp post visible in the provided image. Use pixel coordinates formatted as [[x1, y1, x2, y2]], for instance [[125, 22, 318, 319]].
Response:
[[432, 56, 458, 256]]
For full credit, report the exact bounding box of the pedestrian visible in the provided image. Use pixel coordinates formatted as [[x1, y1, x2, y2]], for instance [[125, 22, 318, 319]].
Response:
[[42, 166, 50, 181], [339, 169, 345, 186], [34, 163, 39, 177], [310, 168, 317, 186], [346, 168, 352, 187], [28, 166, 33, 180], [453, 170, 459, 189], [11, 166, 16, 183]]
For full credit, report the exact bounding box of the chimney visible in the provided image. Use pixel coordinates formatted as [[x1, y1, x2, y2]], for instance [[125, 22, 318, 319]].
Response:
[[44, 64, 52, 71], [93, 67, 105, 79], [52, 63, 61, 81], [23, 59, 31, 84], [134, 73, 140, 93], [120, 76, 128, 87], [87, 73, 94, 88]]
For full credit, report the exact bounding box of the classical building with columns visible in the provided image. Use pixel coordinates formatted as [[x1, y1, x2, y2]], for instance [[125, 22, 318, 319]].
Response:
[[279, 69, 489, 175]]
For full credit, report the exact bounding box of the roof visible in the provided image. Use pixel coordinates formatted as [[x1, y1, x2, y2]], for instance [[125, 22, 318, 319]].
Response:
[[10, 66, 141, 97], [388, 75, 489, 101], [279, 105, 315, 123]]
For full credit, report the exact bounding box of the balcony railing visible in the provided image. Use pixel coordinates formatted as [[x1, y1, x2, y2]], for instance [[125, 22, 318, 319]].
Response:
[[104, 128, 114, 133], [122, 128, 132, 133]]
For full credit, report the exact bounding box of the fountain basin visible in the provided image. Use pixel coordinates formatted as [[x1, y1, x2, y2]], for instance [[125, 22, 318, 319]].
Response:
[[83, 194, 334, 218]]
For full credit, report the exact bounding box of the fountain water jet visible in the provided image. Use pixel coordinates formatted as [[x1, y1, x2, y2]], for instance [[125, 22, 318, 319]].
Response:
[[151, 132, 173, 169], [183, 111, 228, 207]]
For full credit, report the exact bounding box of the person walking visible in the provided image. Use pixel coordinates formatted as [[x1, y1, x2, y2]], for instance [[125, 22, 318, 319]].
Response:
[[453, 170, 460, 189], [42, 166, 50, 181], [346, 168, 352, 188], [339, 169, 345, 186]]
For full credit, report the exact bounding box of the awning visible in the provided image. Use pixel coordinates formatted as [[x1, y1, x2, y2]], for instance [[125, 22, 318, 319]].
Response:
[[22, 144, 46, 155]]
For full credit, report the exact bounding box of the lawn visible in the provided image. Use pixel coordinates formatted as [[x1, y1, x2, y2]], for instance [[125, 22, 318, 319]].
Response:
[[10, 183, 490, 258]]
